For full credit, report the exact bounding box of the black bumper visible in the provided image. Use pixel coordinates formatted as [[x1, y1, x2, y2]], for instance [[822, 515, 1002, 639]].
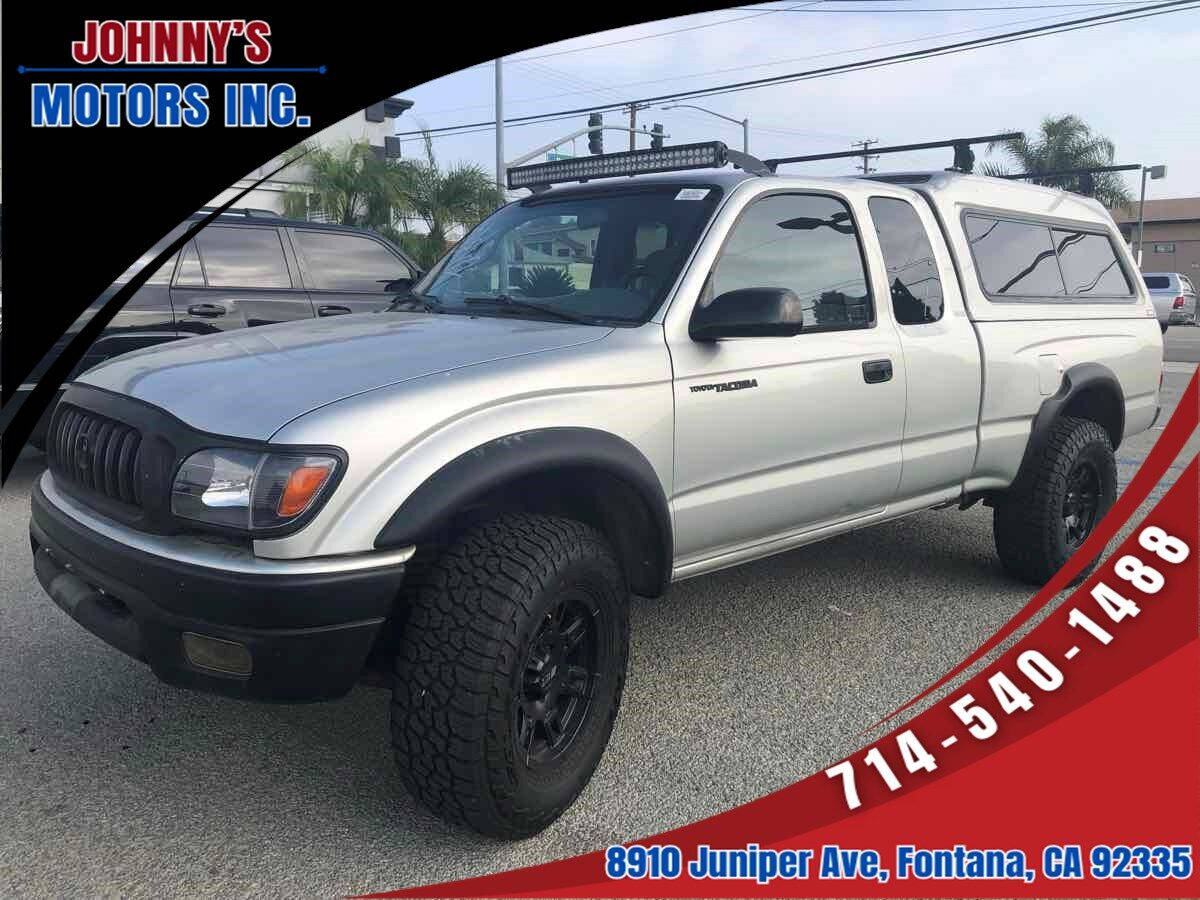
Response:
[[30, 480, 405, 702]]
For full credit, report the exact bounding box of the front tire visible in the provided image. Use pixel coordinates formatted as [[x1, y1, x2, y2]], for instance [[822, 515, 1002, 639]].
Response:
[[391, 513, 629, 839], [993, 416, 1117, 586]]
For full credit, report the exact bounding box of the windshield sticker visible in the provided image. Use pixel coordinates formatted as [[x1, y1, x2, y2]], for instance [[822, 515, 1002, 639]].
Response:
[[675, 188, 711, 201]]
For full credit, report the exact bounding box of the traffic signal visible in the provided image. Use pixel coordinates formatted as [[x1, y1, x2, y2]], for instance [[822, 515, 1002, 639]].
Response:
[[650, 123, 664, 151], [588, 113, 603, 155], [952, 141, 975, 173]]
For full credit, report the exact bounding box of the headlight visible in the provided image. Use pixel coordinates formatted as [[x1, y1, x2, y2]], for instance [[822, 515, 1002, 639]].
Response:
[[171, 448, 340, 531]]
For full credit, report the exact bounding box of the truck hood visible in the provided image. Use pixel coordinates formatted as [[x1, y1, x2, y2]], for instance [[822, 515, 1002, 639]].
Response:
[[78, 312, 612, 439]]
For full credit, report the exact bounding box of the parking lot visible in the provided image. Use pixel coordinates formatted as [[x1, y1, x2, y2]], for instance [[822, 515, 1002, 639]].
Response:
[[1, 340, 1196, 899]]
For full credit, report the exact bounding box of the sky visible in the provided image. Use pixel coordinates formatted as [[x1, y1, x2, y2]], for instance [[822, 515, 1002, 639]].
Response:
[[390, 1, 1200, 204]]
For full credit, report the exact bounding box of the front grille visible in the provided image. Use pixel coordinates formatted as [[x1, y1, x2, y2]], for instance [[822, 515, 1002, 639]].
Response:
[[49, 405, 144, 507]]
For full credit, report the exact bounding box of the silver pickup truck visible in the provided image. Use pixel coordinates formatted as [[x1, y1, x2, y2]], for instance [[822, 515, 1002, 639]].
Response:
[[1143, 271, 1198, 331], [30, 143, 1162, 838]]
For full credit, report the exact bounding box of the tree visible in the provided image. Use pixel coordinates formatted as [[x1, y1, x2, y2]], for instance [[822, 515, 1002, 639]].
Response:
[[519, 266, 576, 298], [282, 141, 404, 230], [282, 133, 501, 271], [982, 115, 1133, 209], [391, 133, 503, 270]]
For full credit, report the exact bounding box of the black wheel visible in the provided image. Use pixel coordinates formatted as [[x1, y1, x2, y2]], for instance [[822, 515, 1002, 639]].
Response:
[[1161, 322, 1169, 334], [993, 416, 1117, 586], [391, 513, 629, 839]]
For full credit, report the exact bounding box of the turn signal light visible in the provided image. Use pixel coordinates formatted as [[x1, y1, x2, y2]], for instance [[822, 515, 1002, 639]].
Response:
[[278, 465, 336, 517]]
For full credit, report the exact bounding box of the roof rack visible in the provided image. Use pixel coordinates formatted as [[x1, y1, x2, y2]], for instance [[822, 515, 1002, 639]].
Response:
[[996, 164, 1141, 180], [502, 131, 1028, 191], [196, 205, 282, 219], [764, 132, 1023, 175], [996, 163, 1140, 198]]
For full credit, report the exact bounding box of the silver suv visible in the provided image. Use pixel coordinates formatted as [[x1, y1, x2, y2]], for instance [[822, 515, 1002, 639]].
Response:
[[30, 143, 1162, 838], [1143, 271, 1198, 331]]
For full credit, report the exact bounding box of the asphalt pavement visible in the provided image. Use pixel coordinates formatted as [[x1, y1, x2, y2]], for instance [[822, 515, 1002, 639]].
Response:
[[1164, 322, 1200, 363], [1, 350, 1196, 899]]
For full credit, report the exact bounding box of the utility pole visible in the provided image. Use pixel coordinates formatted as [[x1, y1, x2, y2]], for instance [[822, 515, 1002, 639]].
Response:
[[494, 58, 505, 206], [851, 138, 879, 175], [1136, 164, 1168, 267], [628, 103, 640, 151]]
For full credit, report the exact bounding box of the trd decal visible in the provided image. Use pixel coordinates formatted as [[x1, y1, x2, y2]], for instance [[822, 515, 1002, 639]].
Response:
[[689, 378, 759, 394]]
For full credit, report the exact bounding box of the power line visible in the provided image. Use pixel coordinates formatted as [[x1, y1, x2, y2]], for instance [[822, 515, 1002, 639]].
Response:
[[500, 2, 825, 64], [397, 0, 1199, 137], [712, 0, 1200, 101], [453, 2, 824, 71], [612, 0, 1200, 106], [462, 0, 1146, 73], [731, 0, 1152, 8], [450, 0, 1147, 76], [414, 5, 1124, 120]]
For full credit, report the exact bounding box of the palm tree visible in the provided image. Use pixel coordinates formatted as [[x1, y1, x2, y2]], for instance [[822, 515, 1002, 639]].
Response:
[[982, 115, 1133, 209], [520, 266, 576, 298], [391, 133, 503, 269], [283, 141, 405, 230]]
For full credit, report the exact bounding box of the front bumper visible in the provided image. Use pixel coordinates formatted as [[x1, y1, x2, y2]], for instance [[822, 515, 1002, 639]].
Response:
[[30, 475, 409, 702]]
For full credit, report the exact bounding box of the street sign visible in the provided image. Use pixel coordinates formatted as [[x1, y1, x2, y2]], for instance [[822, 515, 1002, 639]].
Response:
[[547, 150, 574, 161]]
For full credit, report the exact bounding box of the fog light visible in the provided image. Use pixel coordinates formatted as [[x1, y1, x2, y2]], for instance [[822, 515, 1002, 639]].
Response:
[[182, 632, 252, 676]]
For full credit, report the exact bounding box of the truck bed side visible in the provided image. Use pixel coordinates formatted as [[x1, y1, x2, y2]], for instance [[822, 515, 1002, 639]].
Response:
[[908, 174, 1161, 493]]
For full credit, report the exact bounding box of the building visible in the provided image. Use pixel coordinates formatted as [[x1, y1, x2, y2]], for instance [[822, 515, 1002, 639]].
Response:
[[1109, 196, 1200, 275], [209, 97, 414, 216]]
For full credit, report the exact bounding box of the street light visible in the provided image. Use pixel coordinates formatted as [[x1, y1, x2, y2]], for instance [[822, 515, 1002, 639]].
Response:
[[660, 104, 749, 154], [1136, 164, 1167, 267]]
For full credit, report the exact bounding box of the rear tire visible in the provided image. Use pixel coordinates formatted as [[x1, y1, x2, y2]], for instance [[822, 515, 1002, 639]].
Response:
[[993, 416, 1117, 586], [391, 513, 629, 839], [1160, 322, 1168, 334]]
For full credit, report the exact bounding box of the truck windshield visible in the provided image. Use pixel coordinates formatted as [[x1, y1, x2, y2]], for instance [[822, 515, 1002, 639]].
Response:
[[408, 185, 723, 325]]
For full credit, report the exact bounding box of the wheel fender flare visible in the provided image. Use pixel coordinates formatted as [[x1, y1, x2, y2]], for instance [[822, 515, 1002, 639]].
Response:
[[374, 427, 673, 593], [1015, 362, 1124, 485]]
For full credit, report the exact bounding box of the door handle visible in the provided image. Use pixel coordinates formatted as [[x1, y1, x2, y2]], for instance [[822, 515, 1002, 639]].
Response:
[[318, 305, 353, 317], [862, 358, 893, 384], [186, 303, 226, 318]]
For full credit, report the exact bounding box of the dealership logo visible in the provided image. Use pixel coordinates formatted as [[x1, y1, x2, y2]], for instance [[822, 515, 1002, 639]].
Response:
[[24, 19, 316, 129]]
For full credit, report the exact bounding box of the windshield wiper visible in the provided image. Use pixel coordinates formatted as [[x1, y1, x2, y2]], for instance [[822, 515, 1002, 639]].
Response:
[[463, 294, 595, 325]]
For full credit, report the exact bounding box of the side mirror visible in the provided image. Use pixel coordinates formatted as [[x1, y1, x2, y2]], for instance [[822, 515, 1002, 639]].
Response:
[[689, 287, 806, 341], [383, 276, 415, 294]]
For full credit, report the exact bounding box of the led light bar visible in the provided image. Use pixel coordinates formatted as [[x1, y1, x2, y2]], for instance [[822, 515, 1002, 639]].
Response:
[[507, 141, 729, 190]]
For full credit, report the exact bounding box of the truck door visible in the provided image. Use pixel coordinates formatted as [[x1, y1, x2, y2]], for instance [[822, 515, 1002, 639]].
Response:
[[668, 191, 906, 565], [864, 195, 981, 502]]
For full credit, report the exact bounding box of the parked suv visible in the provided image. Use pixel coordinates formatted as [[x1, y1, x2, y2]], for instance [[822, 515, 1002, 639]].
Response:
[[22, 208, 420, 446], [30, 145, 1162, 839], [1143, 271, 1197, 331]]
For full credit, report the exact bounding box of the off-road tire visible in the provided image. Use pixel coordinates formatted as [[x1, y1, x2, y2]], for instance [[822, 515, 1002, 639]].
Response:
[[391, 513, 629, 839], [993, 416, 1117, 586]]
